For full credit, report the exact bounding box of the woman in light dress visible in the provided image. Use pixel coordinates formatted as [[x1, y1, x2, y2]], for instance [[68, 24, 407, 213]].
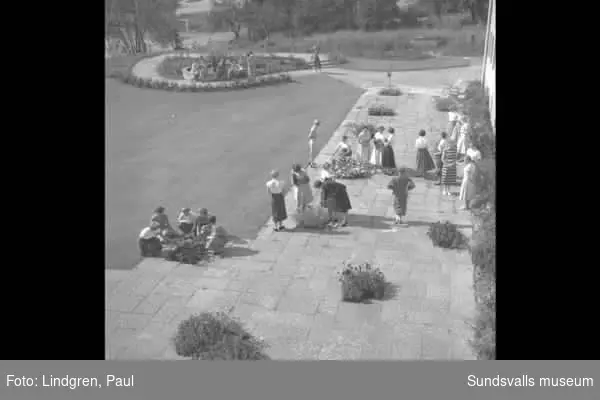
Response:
[[456, 118, 469, 161], [370, 126, 385, 167], [356, 127, 372, 162], [459, 156, 476, 210]]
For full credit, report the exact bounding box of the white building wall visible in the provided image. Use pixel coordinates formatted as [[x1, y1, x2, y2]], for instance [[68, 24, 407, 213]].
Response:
[[482, 0, 496, 132]]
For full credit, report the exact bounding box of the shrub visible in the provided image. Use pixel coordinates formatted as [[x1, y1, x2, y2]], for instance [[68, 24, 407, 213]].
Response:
[[469, 209, 496, 359], [322, 157, 376, 180], [427, 221, 466, 249], [433, 96, 458, 112], [338, 262, 387, 302], [120, 73, 291, 92], [173, 312, 269, 360], [368, 104, 395, 116], [378, 87, 402, 96]]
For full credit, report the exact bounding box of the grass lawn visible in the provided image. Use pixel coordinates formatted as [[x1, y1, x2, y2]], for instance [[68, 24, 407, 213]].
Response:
[[106, 74, 363, 270], [340, 56, 471, 72]]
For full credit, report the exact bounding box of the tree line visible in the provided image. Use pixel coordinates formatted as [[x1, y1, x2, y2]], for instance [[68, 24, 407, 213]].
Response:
[[105, 0, 489, 54]]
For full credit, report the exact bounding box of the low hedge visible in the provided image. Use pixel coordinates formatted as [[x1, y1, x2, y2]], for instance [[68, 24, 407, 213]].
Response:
[[368, 104, 396, 116], [378, 87, 402, 96], [118, 71, 292, 92], [469, 209, 496, 359]]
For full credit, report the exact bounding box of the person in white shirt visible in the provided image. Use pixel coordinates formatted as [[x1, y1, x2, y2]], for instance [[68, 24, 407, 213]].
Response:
[[177, 207, 196, 235], [448, 111, 460, 140], [357, 127, 372, 162], [415, 129, 435, 177], [457, 120, 469, 160], [307, 119, 319, 167], [266, 170, 287, 231], [138, 222, 162, 257], [466, 144, 482, 162], [370, 126, 385, 167]]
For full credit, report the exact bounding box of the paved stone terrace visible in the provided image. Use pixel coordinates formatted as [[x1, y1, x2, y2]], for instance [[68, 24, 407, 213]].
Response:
[[106, 68, 478, 360]]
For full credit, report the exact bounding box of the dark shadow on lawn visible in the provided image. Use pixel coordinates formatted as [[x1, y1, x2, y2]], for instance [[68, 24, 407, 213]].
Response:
[[406, 220, 472, 229], [288, 226, 351, 235], [224, 246, 259, 258], [348, 214, 396, 230], [362, 282, 401, 304]]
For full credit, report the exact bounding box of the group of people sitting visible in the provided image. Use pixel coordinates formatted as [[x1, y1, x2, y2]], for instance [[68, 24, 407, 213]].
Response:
[[138, 206, 229, 258], [186, 52, 256, 82], [266, 164, 353, 231]]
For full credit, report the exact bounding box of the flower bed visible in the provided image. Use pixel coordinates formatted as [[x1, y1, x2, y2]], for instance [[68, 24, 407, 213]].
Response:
[[378, 87, 402, 96], [173, 312, 269, 360], [322, 157, 376, 179], [121, 70, 292, 92], [338, 262, 387, 302], [368, 104, 396, 116], [157, 53, 308, 81]]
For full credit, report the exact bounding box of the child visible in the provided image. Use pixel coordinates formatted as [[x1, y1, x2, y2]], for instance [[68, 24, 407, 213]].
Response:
[[193, 208, 210, 236], [387, 167, 416, 225], [415, 129, 435, 177]]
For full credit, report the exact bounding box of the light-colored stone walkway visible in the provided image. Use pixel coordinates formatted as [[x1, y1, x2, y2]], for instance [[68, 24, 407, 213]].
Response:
[[106, 65, 479, 360]]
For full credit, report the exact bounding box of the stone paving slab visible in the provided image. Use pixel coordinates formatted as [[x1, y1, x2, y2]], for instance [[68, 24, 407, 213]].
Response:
[[106, 68, 478, 360]]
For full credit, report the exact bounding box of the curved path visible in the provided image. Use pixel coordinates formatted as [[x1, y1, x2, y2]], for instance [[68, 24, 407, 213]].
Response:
[[130, 51, 480, 93]]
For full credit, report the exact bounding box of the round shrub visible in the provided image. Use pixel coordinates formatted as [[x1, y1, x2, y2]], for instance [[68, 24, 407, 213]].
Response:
[[338, 262, 387, 302], [427, 221, 467, 249], [173, 312, 269, 360]]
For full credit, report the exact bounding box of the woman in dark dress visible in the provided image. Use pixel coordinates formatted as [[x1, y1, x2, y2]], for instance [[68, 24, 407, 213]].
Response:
[[266, 170, 287, 231], [381, 127, 397, 174], [387, 167, 416, 225], [314, 178, 352, 227]]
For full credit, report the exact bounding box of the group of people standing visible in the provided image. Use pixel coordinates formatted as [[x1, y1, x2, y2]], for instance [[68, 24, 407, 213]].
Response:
[[356, 126, 397, 171], [188, 52, 256, 81], [266, 164, 352, 231], [138, 206, 228, 258]]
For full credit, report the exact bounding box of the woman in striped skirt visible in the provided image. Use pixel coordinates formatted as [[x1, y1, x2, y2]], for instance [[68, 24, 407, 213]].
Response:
[[441, 139, 458, 196]]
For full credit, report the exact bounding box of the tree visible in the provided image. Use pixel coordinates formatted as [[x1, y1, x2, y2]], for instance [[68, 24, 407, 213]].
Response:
[[105, 0, 180, 54]]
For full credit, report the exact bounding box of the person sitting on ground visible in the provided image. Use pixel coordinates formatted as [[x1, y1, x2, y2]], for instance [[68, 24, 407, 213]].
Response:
[[151, 206, 176, 237], [177, 207, 196, 235], [138, 222, 163, 257], [193, 208, 211, 237], [332, 135, 352, 160], [204, 216, 229, 256]]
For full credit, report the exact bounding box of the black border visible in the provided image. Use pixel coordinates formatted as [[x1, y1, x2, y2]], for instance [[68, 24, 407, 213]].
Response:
[[2, 3, 105, 360], [3, 1, 598, 361]]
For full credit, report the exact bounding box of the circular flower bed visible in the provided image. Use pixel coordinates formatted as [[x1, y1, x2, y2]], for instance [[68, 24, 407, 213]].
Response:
[[122, 53, 295, 92], [157, 52, 308, 81]]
